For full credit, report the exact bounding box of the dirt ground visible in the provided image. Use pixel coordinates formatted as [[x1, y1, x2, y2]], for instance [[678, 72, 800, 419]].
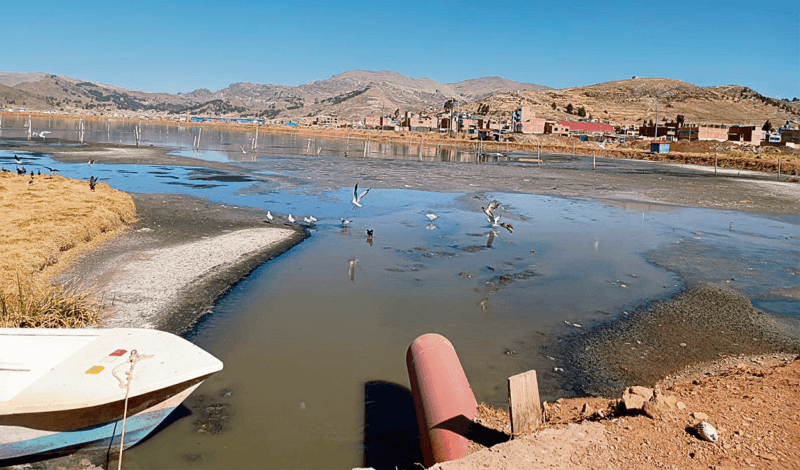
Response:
[[448, 354, 800, 470]]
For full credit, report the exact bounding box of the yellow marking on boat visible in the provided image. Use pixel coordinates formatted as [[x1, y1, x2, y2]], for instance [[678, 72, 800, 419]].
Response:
[[85, 366, 104, 374]]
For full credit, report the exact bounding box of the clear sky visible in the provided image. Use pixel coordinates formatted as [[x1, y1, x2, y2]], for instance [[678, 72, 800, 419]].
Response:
[[2, 0, 798, 98]]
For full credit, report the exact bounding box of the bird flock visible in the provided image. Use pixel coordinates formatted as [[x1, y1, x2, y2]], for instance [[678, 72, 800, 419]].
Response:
[[2, 153, 99, 192]]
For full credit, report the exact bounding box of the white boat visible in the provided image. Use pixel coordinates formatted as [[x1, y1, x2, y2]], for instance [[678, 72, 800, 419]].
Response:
[[0, 328, 223, 462]]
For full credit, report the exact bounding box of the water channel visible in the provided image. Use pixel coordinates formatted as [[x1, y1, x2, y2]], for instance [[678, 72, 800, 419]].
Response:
[[1, 116, 798, 469]]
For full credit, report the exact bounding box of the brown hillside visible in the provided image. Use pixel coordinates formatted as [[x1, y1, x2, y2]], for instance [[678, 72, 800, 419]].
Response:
[[476, 78, 800, 127]]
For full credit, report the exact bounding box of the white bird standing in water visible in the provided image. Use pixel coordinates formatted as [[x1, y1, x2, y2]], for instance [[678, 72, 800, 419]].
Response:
[[340, 218, 352, 227], [426, 213, 439, 221], [351, 182, 370, 208], [303, 216, 317, 224]]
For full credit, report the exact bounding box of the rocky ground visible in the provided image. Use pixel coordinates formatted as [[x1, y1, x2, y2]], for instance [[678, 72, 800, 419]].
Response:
[[448, 354, 799, 470]]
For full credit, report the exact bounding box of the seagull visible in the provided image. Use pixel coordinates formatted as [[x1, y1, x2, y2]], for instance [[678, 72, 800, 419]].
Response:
[[240, 145, 247, 154], [366, 229, 374, 237], [500, 222, 514, 233], [303, 216, 317, 224], [426, 213, 439, 221], [597, 139, 608, 149], [16, 166, 26, 175], [340, 218, 352, 227], [487, 212, 501, 228], [28, 175, 34, 186], [1, 167, 9, 172], [287, 214, 296, 224], [89, 176, 97, 191], [481, 200, 500, 219], [265, 211, 273, 223], [88, 159, 95, 166], [33, 131, 51, 139], [43, 166, 59, 174], [351, 182, 370, 208], [14, 155, 22, 164]]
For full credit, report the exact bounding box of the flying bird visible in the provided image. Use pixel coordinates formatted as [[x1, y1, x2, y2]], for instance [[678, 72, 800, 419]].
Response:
[[487, 212, 501, 228], [43, 166, 59, 174], [481, 200, 500, 219], [14, 155, 22, 164], [351, 182, 370, 208], [33, 131, 51, 139], [89, 176, 97, 191], [87, 159, 95, 166]]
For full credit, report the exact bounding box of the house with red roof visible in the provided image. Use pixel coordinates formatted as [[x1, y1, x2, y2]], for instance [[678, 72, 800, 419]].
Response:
[[559, 121, 614, 135]]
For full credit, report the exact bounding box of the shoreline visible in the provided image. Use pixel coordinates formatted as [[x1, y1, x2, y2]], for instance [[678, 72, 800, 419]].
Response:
[[55, 192, 307, 334]]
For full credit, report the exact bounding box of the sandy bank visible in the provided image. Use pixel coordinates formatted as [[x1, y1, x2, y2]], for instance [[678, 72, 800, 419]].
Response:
[[56, 192, 307, 334]]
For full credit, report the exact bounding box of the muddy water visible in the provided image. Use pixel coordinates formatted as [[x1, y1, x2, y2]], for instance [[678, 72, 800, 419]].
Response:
[[2, 118, 798, 469]]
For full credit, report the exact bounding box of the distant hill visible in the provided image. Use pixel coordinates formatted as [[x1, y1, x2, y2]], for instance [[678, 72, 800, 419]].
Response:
[[0, 72, 797, 127], [475, 77, 800, 127]]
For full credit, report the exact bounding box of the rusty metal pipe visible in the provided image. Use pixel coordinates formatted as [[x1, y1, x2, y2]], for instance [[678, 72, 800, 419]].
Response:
[[406, 333, 478, 466]]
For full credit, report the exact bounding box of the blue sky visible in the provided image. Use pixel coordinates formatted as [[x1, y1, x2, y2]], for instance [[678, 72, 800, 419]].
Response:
[[2, 0, 798, 98]]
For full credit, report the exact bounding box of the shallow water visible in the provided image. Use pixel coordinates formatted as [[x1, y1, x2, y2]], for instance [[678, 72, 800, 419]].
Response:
[[1, 118, 798, 469]]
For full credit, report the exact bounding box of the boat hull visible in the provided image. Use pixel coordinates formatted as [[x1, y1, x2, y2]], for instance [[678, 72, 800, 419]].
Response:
[[0, 382, 200, 461]]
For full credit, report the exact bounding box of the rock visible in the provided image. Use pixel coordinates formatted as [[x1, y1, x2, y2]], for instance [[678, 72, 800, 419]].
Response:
[[80, 459, 92, 467], [642, 401, 663, 420], [692, 411, 709, 420], [676, 401, 687, 410], [622, 389, 646, 410], [654, 390, 677, 409], [629, 386, 654, 400], [694, 421, 718, 442], [581, 402, 593, 417]]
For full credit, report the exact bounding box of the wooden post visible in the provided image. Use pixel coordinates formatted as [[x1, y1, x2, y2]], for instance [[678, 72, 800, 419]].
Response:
[[714, 153, 717, 176], [419, 135, 423, 160], [778, 158, 781, 181], [593, 152, 596, 170], [508, 369, 542, 435]]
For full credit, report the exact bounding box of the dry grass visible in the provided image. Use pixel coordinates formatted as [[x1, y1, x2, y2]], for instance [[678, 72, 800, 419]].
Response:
[[0, 172, 136, 327], [0, 275, 100, 327]]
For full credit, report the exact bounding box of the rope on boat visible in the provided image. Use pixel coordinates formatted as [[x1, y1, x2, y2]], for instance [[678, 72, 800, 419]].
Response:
[[111, 350, 149, 470]]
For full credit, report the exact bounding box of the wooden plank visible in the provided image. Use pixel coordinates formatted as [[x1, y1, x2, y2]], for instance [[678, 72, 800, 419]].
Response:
[[508, 369, 542, 435]]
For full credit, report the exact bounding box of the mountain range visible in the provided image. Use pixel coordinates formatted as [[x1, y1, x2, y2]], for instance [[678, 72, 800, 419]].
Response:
[[0, 70, 797, 127]]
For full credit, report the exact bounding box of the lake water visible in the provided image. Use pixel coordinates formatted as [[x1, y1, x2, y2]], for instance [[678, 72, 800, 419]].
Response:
[[1, 116, 798, 469]]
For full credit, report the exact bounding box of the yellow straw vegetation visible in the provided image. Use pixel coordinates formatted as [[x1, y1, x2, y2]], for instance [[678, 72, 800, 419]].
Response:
[[0, 171, 137, 327]]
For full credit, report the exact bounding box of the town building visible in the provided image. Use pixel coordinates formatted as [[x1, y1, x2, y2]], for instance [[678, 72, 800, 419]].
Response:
[[560, 121, 614, 136], [513, 105, 545, 134], [727, 125, 762, 145]]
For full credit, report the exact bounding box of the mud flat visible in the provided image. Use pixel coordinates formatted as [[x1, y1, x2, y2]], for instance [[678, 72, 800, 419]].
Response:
[[55, 192, 307, 334]]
